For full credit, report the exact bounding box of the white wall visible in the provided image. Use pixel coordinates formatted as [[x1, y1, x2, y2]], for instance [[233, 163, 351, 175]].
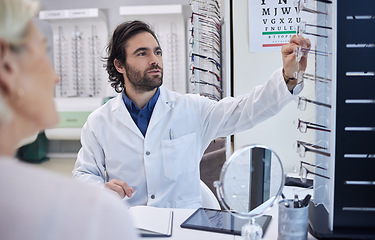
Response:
[[232, 1, 316, 173]]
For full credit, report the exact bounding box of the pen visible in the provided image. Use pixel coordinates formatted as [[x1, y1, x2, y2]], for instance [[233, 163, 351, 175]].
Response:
[[281, 193, 286, 199], [301, 194, 312, 207], [294, 194, 300, 208], [169, 129, 173, 140], [104, 164, 109, 183], [281, 192, 290, 208]]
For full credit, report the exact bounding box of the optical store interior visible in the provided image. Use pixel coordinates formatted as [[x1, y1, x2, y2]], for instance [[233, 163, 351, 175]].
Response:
[[11, 0, 375, 239]]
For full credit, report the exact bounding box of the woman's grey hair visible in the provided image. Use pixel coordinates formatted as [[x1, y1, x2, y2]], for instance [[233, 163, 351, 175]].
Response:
[[0, 0, 39, 123]]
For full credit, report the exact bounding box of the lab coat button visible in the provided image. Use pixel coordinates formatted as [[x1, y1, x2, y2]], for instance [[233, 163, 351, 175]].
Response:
[[151, 194, 155, 199], [146, 151, 150, 155]]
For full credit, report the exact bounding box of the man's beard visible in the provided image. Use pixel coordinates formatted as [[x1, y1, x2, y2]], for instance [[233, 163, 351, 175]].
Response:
[[125, 64, 163, 93]]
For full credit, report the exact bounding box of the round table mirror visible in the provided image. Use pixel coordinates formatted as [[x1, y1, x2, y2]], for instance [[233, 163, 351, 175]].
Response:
[[214, 144, 284, 240]]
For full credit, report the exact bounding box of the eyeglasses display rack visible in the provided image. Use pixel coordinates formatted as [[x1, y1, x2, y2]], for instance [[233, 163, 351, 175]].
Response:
[[39, 8, 110, 98], [189, 0, 232, 158], [189, 0, 224, 101], [308, 0, 375, 238], [40, 8, 112, 141]]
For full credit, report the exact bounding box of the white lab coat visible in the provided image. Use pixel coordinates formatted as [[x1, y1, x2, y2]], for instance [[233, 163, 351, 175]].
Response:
[[73, 68, 294, 209]]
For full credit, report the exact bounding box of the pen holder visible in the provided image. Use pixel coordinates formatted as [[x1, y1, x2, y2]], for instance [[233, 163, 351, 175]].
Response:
[[278, 199, 308, 240]]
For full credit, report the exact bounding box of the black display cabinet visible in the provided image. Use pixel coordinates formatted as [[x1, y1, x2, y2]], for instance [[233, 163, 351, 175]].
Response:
[[309, 0, 375, 239]]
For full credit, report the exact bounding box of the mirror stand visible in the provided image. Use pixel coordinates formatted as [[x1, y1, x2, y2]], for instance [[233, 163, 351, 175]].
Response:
[[215, 144, 285, 240], [241, 218, 263, 240]]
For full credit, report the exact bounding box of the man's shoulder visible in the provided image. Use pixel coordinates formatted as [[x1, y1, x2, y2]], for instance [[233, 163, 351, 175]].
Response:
[[87, 94, 121, 119], [160, 86, 207, 103]]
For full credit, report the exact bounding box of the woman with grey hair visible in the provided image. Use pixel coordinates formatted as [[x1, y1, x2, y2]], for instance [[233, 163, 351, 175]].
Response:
[[0, 0, 139, 239]]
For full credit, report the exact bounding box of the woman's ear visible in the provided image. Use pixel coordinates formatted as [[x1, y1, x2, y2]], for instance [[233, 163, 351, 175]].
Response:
[[0, 39, 18, 96], [114, 59, 126, 74]]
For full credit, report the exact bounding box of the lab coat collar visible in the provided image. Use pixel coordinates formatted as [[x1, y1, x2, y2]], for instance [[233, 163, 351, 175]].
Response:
[[111, 94, 144, 139], [110, 86, 176, 139], [122, 88, 160, 112], [147, 86, 176, 133]]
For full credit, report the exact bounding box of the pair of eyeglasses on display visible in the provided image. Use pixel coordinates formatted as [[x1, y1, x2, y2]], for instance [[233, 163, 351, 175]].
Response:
[[89, 33, 100, 41], [90, 60, 102, 68], [88, 39, 100, 50], [191, 26, 221, 44], [200, 92, 220, 101], [191, 9, 222, 24], [195, 35, 220, 52], [57, 76, 71, 90], [72, 32, 83, 42], [299, 160, 330, 183], [191, 66, 221, 82], [197, 8, 220, 21], [189, 38, 221, 59], [54, 48, 68, 60], [294, 46, 331, 62], [55, 63, 69, 75], [190, 30, 221, 56], [197, 17, 221, 30], [200, 28, 221, 43], [295, 21, 332, 38], [54, 58, 68, 67], [191, 0, 221, 14], [295, 118, 331, 133], [72, 57, 84, 67], [294, 71, 332, 84], [196, 18, 221, 34], [190, 21, 221, 36], [297, 96, 331, 111], [72, 77, 83, 85], [190, 78, 223, 93], [71, 41, 84, 59], [191, 52, 221, 70], [295, 0, 332, 15], [199, 34, 221, 49], [196, 4, 221, 20], [295, 140, 330, 158], [191, 12, 221, 31], [88, 48, 100, 57], [88, 69, 101, 77], [54, 38, 67, 47], [72, 53, 84, 61]]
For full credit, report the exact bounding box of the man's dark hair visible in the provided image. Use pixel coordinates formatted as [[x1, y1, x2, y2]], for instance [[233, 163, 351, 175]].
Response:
[[105, 20, 159, 93]]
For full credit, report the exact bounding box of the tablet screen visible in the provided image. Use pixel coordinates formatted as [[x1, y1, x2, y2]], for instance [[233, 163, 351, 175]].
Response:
[[180, 208, 272, 236]]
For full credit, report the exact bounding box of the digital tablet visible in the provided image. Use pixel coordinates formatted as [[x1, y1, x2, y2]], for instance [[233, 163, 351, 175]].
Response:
[[180, 208, 272, 236]]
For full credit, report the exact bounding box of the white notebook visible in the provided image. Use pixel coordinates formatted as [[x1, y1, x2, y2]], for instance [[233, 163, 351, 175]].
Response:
[[128, 206, 173, 237]]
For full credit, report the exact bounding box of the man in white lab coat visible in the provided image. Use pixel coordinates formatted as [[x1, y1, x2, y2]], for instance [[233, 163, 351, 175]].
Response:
[[73, 20, 310, 208]]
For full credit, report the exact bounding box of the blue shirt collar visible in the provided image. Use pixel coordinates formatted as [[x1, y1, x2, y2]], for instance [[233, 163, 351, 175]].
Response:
[[122, 88, 160, 111]]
